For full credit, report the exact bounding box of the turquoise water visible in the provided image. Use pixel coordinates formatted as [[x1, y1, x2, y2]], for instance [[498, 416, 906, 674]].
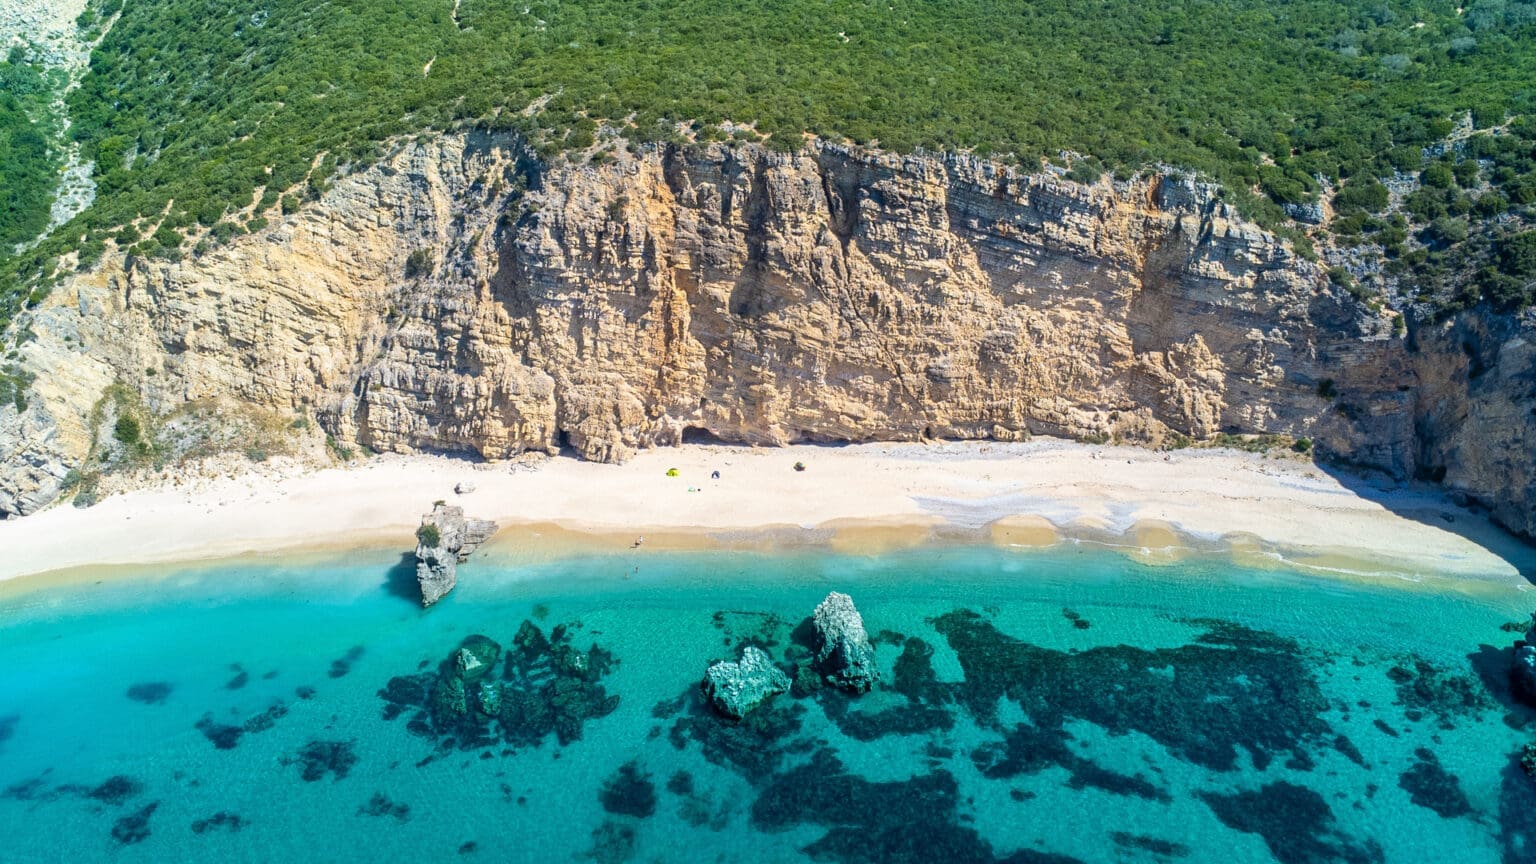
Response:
[[1, 545, 1534, 863]]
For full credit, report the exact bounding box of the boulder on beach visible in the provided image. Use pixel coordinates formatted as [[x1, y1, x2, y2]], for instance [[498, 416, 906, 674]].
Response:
[[703, 646, 791, 719], [813, 592, 878, 693], [415, 503, 498, 607]]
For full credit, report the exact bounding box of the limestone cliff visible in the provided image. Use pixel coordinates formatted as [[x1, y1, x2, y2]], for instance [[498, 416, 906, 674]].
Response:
[[1, 133, 1531, 538]]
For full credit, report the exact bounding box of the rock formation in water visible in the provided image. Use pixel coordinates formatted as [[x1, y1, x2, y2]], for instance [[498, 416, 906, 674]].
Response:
[[1, 134, 1532, 538], [1513, 613, 1536, 709], [414, 503, 497, 607], [703, 646, 792, 719], [813, 592, 878, 693], [378, 622, 620, 749]]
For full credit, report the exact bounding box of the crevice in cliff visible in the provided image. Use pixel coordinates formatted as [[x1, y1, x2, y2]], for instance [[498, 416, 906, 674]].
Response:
[[816, 151, 861, 253], [727, 156, 777, 318]]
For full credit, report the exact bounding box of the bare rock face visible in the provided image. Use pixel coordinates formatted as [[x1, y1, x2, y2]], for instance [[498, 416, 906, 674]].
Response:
[[2, 132, 1532, 539], [812, 592, 878, 693], [414, 503, 497, 607], [702, 646, 792, 719], [1411, 309, 1536, 539]]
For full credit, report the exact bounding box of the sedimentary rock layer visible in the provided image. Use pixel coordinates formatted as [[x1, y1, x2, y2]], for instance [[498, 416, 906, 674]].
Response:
[[2, 134, 1531, 536]]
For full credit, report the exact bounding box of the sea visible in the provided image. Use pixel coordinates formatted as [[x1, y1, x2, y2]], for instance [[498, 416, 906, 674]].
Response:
[[1, 543, 1533, 863]]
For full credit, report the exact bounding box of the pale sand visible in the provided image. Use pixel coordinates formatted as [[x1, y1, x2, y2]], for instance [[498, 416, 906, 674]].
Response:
[[3, 439, 1533, 585]]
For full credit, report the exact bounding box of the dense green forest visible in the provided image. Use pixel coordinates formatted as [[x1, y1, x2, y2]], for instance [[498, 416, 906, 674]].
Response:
[[3, 0, 1536, 329], [0, 46, 60, 253]]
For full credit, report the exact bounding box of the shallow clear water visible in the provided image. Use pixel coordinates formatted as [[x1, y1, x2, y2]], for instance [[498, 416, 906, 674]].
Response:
[[1, 545, 1534, 864]]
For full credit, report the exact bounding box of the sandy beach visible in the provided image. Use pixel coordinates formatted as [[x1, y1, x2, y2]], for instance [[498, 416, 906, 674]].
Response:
[[3, 438, 1533, 586]]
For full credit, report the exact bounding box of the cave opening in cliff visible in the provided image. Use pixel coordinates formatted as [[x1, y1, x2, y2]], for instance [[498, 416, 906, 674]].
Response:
[[681, 426, 728, 446]]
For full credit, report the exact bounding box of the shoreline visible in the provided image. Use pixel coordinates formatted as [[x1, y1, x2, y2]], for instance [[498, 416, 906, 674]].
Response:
[[4, 439, 1534, 590]]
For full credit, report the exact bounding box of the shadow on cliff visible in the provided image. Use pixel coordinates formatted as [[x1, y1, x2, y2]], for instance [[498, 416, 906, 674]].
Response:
[[1313, 461, 1536, 587], [380, 553, 422, 605]]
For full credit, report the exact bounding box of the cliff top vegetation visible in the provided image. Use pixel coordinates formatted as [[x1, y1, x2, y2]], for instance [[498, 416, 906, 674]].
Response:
[[3, 0, 1536, 327]]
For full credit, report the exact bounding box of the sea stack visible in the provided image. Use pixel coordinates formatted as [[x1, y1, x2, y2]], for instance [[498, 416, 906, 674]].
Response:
[[813, 592, 878, 693], [414, 503, 497, 607], [702, 646, 792, 719]]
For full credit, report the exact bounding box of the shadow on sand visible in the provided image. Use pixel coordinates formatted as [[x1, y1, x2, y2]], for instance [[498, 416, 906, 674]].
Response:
[[1315, 460, 1536, 588]]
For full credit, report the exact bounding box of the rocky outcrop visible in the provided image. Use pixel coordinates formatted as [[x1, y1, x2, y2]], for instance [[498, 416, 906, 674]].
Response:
[[812, 592, 878, 693], [414, 503, 497, 607], [1513, 613, 1536, 709], [702, 646, 792, 719], [2, 132, 1533, 538], [1411, 309, 1536, 539]]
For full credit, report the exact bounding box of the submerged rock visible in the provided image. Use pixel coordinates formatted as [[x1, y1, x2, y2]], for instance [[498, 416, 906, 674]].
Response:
[[378, 621, 619, 751], [812, 592, 878, 693], [414, 503, 497, 607], [1512, 613, 1536, 708], [702, 646, 791, 720]]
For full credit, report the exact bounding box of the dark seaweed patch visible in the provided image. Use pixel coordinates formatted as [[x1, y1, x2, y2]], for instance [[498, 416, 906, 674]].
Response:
[[1499, 758, 1536, 864], [195, 714, 244, 750], [998, 852, 1086, 864], [330, 645, 365, 679], [458, 841, 479, 854], [191, 811, 246, 834], [711, 609, 791, 655], [971, 724, 1170, 802], [1399, 748, 1473, 819], [242, 701, 289, 734], [1386, 658, 1493, 728], [1110, 833, 1189, 858], [666, 771, 693, 795], [288, 740, 358, 782], [1061, 609, 1091, 630], [2, 776, 50, 802], [224, 665, 249, 690], [0, 714, 14, 747], [378, 622, 620, 752], [358, 792, 411, 822], [1333, 735, 1367, 768], [599, 761, 656, 818], [111, 802, 158, 846], [892, 637, 946, 703], [1372, 719, 1400, 738], [584, 820, 637, 864], [86, 775, 142, 806], [933, 611, 1332, 771], [1198, 782, 1383, 864], [668, 689, 811, 783], [752, 748, 1075, 864], [295, 686, 316, 700], [126, 683, 173, 705], [819, 688, 954, 741]]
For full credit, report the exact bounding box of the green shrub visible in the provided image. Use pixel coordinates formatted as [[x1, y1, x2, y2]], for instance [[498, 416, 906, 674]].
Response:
[[1333, 179, 1389, 214], [113, 414, 141, 445], [1421, 162, 1455, 189], [1291, 437, 1313, 453], [416, 523, 442, 548], [405, 249, 434, 279]]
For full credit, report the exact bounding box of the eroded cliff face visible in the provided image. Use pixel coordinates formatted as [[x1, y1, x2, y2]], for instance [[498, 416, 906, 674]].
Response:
[[2, 133, 1531, 537]]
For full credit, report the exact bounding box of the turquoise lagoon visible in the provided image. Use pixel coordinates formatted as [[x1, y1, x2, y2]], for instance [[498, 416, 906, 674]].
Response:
[[1, 544, 1534, 863]]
